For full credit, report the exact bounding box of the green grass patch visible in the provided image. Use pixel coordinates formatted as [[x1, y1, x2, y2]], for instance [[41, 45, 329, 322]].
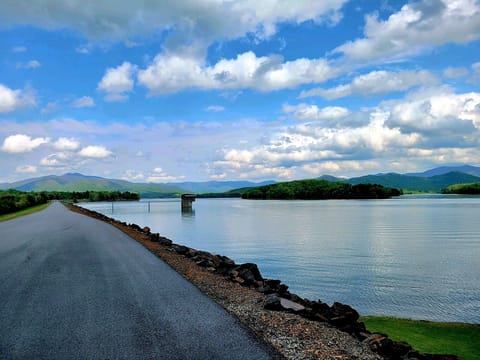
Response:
[[361, 316, 480, 360], [0, 202, 50, 222]]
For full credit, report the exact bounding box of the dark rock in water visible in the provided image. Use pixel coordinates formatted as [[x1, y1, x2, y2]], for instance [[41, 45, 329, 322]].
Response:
[[230, 263, 263, 286], [262, 279, 289, 295], [129, 223, 142, 231], [331, 302, 360, 322], [143, 226, 151, 234], [150, 233, 160, 242], [264, 294, 283, 311], [213, 255, 236, 274], [158, 236, 173, 246], [171, 244, 189, 255]]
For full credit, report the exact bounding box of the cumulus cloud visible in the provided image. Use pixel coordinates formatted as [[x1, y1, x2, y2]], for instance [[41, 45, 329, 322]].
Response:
[[16, 60, 41, 69], [53, 137, 80, 151], [0, 1, 347, 51], [302, 160, 380, 176], [72, 96, 95, 108], [212, 108, 426, 180], [1, 134, 49, 153], [98, 62, 136, 102], [40, 152, 71, 167], [283, 103, 350, 121], [0, 84, 35, 113], [15, 165, 37, 173], [333, 0, 480, 62], [300, 70, 438, 99], [121, 169, 145, 182], [138, 51, 336, 94], [147, 167, 185, 183], [387, 89, 480, 135], [78, 145, 113, 158]]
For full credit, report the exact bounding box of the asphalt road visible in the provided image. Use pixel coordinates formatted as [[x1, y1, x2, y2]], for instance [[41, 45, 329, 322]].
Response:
[[0, 202, 277, 359]]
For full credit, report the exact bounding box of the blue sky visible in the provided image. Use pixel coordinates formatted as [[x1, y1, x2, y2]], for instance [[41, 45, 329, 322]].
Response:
[[1, 0, 480, 183]]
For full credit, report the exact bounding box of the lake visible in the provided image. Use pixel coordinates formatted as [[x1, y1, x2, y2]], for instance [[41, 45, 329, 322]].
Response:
[[81, 195, 480, 323]]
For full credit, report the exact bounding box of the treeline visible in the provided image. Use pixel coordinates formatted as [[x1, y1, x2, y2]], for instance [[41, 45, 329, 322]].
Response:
[[0, 190, 49, 215], [241, 179, 402, 200], [0, 189, 139, 215], [442, 182, 480, 195]]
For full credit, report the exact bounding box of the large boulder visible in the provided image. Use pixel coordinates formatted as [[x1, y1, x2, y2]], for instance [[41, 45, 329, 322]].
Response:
[[264, 294, 305, 312], [229, 263, 264, 287]]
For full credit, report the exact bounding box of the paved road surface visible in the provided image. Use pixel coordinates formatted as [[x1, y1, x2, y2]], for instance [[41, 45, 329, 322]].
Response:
[[0, 202, 277, 359]]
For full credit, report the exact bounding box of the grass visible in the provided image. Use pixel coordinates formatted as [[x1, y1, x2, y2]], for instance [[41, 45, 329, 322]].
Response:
[[0, 202, 51, 222], [361, 316, 480, 360]]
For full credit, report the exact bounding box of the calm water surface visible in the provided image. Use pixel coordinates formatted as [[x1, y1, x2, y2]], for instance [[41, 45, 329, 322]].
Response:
[[82, 196, 480, 323]]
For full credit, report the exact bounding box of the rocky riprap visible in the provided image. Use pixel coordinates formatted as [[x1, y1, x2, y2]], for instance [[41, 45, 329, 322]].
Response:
[[68, 203, 458, 360]]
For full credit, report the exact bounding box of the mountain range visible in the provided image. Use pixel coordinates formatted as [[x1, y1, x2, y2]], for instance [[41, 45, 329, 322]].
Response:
[[1, 165, 480, 196], [0, 172, 274, 197]]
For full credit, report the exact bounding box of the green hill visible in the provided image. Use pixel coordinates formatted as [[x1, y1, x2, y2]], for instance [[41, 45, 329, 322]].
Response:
[[346, 172, 480, 192], [443, 182, 480, 195], [241, 179, 401, 200]]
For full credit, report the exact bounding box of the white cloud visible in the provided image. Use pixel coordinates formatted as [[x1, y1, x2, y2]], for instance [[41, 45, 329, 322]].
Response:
[[1, 134, 49, 153], [0, 1, 347, 49], [53, 137, 80, 151], [138, 51, 337, 94], [72, 96, 95, 108], [213, 108, 424, 180], [78, 145, 113, 158], [205, 105, 225, 112], [443, 67, 469, 79], [121, 170, 145, 182], [40, 152, 71, 167], [300, 70, 438, 99], [387, 89, 480, 133], [16, 60, 41, 69], [334, 0, 480, 62], [283, 103, 350, 121], [98, 62, 136, 102], [302, 160, 379, 175], [15, 165, 37, 174], [0, 84, 35, 113], [147, 167, 185, 183]]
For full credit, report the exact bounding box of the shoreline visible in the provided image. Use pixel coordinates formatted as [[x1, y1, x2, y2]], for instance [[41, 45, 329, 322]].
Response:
[[66, 202, 459, 360]]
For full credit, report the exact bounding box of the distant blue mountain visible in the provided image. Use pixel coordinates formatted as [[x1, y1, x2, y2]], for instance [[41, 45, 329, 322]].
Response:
[[173, 180, 275, 194], [406, 165, 480, 177]]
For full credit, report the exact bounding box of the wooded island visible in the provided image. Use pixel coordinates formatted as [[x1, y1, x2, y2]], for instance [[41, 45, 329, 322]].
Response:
[[241, 179, 402, 200]]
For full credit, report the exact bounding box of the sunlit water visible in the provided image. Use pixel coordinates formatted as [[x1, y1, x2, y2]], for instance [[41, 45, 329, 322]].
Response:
[[81, 196, 480, 323]]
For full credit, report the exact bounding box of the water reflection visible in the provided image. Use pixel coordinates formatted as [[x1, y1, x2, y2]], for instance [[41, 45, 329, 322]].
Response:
[[181, 208, 195, 217], [81, 197, 480, 323]]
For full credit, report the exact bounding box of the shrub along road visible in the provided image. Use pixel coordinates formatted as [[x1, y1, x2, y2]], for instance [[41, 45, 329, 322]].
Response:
[[0, 202, 278, 359]]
